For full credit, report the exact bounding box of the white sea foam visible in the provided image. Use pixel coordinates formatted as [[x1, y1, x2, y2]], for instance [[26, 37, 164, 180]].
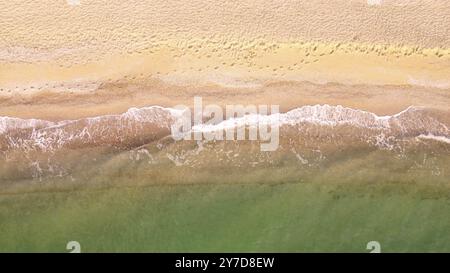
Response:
[[1, 104, 448, 151], [0, 105, 440, 135], [417, 134, 450, 144], [191, 105, 421, 132], [0, 117, 55, 134], [1, 106, 184, 151]]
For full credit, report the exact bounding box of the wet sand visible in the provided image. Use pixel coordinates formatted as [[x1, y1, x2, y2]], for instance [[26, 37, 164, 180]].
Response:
[[0, 79, 449, 121]]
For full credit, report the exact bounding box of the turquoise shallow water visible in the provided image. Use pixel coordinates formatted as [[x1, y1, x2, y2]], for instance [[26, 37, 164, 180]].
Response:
[[0, 179, 449, 252]]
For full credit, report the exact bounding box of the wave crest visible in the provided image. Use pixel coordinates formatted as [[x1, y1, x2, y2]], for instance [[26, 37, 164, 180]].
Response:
[[1, 104, 449, 152]]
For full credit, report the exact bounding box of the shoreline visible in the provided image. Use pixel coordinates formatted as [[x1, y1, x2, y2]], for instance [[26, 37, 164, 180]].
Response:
[[0, 79, 449, 121]]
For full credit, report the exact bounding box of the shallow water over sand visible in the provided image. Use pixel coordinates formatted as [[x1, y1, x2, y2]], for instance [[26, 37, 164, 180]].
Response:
[[1, 104, 448, 194]]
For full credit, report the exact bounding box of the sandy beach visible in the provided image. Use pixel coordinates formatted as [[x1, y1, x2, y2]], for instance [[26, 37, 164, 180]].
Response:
[[0, 0, 449, 120], [0, 0, 449, 253]]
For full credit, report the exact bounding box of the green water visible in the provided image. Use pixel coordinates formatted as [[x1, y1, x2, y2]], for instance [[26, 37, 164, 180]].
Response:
[[0, 181, 449, 252]]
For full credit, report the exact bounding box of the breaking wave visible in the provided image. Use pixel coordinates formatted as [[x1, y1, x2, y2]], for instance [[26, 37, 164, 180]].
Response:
[[0, 104, 449, 152]]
